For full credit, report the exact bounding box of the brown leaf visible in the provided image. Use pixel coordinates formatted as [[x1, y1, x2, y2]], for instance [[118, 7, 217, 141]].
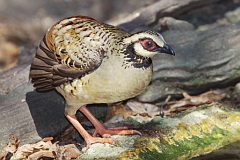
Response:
[[126, 100, 160, 117], [28, 150, 55, 159], [106, 102, 134, 121], [106, 100, 161, 120], [0, 134, 19, 160], [9, 137, 81, 160], [42, 137, 54, 142], [59, 144, 81, 159], [10, 140, 53, 159], [107, 90, 226, 120], [163, 90, 227, 116]]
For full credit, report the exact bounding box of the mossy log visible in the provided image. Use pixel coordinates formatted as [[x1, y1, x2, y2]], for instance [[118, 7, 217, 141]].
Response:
[[79, 106, 240, 160]]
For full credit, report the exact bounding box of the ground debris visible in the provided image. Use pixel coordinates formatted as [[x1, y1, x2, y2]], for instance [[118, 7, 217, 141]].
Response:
[[0, 135, 19, 160], [106, 90, 227, 120], [106, 100, 160, 121], [0, 136, 81, 160], [126, 100, 161, 117], [162, 90, 227, 116]]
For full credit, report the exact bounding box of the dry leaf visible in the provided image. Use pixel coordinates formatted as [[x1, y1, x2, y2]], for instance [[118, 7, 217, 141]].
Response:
[[106, 100, 161, 120], [60, 144, 82, 159], [126, 100, 160, 117], [10, 139, 81, 160], [163, 90, 227, 116], [0, 136, 82, 160], [11, 140, 54, 159], [106, 90, 227, 120], [0, 135, 19, 160], [106, 102, 134, 121]]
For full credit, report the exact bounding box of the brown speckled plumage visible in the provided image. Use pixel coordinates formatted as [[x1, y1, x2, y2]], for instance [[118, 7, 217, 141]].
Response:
[[30, 16, 130, 91], [29, 15, 175, 147]]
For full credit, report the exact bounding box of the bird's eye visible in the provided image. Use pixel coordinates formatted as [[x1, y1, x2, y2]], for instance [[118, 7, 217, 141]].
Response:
[[146, 41, 153, 48], [140, 39, 157, 51]]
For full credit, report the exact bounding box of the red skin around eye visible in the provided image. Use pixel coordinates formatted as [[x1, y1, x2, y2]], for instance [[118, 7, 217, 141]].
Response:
[[140, 39, 157, 51]]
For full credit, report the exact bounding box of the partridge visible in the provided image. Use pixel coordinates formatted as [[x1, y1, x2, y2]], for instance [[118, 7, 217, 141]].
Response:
[[29, 16, 175, 147]]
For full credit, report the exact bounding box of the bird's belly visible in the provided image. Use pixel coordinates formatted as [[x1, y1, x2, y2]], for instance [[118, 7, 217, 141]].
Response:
[[57, 64, 152, 105], [86, 70, 151, 102]]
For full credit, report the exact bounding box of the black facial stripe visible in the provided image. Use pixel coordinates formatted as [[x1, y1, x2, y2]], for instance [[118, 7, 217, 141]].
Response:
[[123, 43, 152, 69]]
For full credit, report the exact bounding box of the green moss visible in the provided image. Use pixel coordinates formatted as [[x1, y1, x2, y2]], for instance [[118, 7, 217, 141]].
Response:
[[80, 106, 240, 160], [229, 65, 240, 81], [122, 127, 231, 160], [188, 74, 206, 86], [125, 117, 143, 127], [121, 106, 240, 160], [172, 105, 210, 118]]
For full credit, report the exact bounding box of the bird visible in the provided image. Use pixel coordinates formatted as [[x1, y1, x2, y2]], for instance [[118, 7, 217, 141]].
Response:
[[29, 15, 175, 148]]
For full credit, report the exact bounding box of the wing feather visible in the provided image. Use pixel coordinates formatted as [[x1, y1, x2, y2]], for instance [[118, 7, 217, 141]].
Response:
[[30, 16, 106, 91], [30, 36, 105, 91]]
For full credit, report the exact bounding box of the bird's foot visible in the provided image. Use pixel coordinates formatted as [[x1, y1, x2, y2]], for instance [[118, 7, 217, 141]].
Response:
[[92, 126, 141, 137], [93, 126, 128, 137], [85, 136, 119, 149], [107, 126, 129, 130]]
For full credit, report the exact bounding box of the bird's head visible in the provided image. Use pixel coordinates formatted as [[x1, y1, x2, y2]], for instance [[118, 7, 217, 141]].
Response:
[[123, 30, 175, 57]]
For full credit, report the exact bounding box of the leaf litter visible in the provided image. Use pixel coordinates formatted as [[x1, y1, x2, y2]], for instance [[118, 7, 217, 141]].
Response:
[[0, 135, 81, 160], [107, 90, 227, 119]]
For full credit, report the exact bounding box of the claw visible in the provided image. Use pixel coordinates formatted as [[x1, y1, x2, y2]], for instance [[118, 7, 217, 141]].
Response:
[[134, 130, 142, 136]]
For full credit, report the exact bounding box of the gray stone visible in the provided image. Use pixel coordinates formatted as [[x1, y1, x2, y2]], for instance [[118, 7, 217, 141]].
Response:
[[138, 24, 240, 102]]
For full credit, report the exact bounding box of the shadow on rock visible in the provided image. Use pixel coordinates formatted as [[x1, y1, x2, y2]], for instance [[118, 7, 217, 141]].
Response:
[[26, 90, 69, 138]]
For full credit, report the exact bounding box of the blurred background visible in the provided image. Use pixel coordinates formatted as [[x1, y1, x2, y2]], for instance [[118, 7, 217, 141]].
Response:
[[0, 0, 159, 72], [0, 0, 240, 72]]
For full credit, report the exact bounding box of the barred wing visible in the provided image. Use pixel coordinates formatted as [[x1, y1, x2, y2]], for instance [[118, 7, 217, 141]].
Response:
[[29, 35, 105, 91]]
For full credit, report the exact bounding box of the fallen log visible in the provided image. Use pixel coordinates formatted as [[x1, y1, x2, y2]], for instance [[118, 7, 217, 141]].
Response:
[[79, 106, 240, 159]]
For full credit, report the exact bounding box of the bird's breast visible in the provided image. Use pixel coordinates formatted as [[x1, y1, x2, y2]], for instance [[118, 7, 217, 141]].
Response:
[[57, 55, 153, 104]]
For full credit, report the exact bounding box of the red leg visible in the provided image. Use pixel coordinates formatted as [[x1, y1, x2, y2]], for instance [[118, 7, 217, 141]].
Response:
[[65, 114, 118, 148], [92, 126, 129, 137], [79, 105, 141, 137]]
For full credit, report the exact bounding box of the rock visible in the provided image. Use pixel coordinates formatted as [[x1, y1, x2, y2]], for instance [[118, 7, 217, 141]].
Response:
[[0, 79, 69, 149], [109, 0, 222, 32], [157, 17, 195, 32], [234, 83, 240, 100], [225, 7, 240, 24], [192, 141, 240, 160], [138, 23, 240, 102], [0, 41, 20, 72]]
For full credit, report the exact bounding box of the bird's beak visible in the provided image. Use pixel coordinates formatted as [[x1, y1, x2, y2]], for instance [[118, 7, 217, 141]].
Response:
[[154, 44, 175, 56]]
